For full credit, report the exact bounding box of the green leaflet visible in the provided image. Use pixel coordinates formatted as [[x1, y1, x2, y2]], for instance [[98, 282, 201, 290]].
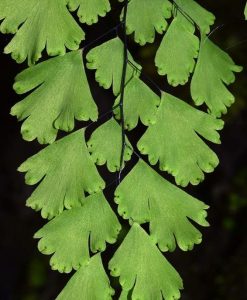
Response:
[[68, 0, 111, 25], [35, 192, 121, 273], [174, 0, 215, 34], [56, 254, 114, 299], [155, 12, 199, 86], [114, 75, 160, 130], [138, 93, 224, 187], [87, 118, 133, 172], [245, 2, 247, 19], [191, 38, 243, 117], [115, 160, 209, 251], [18, 130, 105, 219], [119, 0, 172, 45], [86, 37, 141, 96], [11, 50, 97, 145], [0, 0, 30, 34], [109, 223, 183, 300], [0, 0, 84, 65]]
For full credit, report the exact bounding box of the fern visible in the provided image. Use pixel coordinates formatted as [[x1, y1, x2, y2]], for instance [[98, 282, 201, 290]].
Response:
[[1, 0, 242, 299], [11, 51, 98, 144], [35, 192, 121, 273], [137, 92, 224, 186], [18, 130, 105, 219], [155, 11, 200, 86]]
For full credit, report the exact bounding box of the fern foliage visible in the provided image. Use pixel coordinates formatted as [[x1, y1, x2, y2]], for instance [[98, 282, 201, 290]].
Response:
[[18, 130, 105, 219], [191, 38, 242, 116], [115, 160, 209, 251], [1, 0, 242, 299], [119, 0, 172, 45], [11, 51, 98, 144], [137, 92, 224, 186], [109, 223, 183, 300], [67, 0, 111, 25], [35, 192, 121, 272], [155, 12, 200, 86]]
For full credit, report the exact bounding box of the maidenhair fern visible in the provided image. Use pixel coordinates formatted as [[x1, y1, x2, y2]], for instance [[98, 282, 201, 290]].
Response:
[[1, 0, 243, 299]]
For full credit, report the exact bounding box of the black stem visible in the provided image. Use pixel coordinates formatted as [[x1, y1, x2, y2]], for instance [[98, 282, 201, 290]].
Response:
[[118, 0, 128, 183], [83, 23, 122, 51]]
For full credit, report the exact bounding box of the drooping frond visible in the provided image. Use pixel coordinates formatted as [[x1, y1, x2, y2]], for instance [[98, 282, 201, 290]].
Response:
[[86, 37, 141, 95], [2, 0, 242, 299], [87, 118, 133, 172], [67, 0, 111, 25], [191, 38, 242, 117], [138, 92, 224, 186], [56, 254, 114, 300], [114, 75, 160, 130], [119, 0, 172, 45], [115, 160, 209, 251], [109, 223, 183, 300], [11, 50, 97, 144], [0, 0, 84, 65], [18, 130, 105, 219], [35, 192, 121, 272], [174, 0, 215, 34], [155, 12, 199, 86]]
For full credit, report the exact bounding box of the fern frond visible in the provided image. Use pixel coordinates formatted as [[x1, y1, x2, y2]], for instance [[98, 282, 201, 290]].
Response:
[[34, 192, 121, 273], [56, 254, 114, 300], [118, 0, 172, 45], [87, 118, 133, 172], [137, 93, 224, 187], [114, 75, 160, 130], [191, 38, 243, 117], [11, 50, 97, 144], [18, 130, 105, 219], [174, 0, 215, 34], [86, 37, 141, 95], [67, 0, 111, 25], [109, 223, 183, 300], [2, 0, 242, 298], [0, 0, 84, 65], [115, 160, 209, 251], [155, 12, 199, 86]]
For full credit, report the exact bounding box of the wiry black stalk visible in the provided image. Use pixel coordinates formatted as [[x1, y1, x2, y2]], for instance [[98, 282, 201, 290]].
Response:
[[118, 0, 128, 183]]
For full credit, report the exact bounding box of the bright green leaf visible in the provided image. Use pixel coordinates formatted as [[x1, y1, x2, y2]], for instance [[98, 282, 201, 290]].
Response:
[[155, 12, 199, 86], [191, 38, 243, 117], [18, 130, 105, 219], [68, 0, 111, 25], [174, 0, 215, 34], [0, 0, 30, 34], [86, 37, 141, 96], [87, 118, 133, 172], [119, 0, 172, 45], [0, 0, 84, 65], [109, 223, 183, 300], [115, 160, 209, 251], [56, 254, 114, 299], [245, 2, 247, 19], [11, 50, 98, 145], [114, 75, 160, 130], [34, 192, 121, 273], [138, 93, 224, 187]]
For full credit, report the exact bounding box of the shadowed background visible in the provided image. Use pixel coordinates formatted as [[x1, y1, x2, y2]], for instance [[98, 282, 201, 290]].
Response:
[[0, 0, 247, 299]]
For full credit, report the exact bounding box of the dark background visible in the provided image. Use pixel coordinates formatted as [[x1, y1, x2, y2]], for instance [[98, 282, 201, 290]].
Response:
[[0, 1, 247, 299]]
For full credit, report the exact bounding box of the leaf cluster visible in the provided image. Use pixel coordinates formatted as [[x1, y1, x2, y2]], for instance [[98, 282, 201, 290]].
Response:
[[0, 0, 243, 299]]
